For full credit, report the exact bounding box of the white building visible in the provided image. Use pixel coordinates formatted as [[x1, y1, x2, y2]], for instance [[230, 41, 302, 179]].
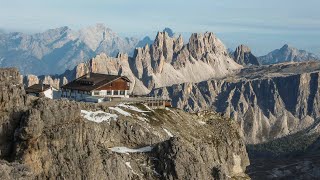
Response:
[[25, 84, 57, 99]]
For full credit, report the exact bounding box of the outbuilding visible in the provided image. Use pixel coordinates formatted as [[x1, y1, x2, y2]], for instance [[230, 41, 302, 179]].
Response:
[[25, 84, 57, 99]]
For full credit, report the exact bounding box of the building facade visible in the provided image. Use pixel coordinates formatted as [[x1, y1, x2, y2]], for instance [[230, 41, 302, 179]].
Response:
[[60, 73, 131, 102]]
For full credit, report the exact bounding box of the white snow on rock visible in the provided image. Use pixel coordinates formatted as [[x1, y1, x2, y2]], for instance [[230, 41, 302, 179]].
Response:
[[125, 162, 132, 169], [163, 128, 174, 137], [118, 103, 150, 113], [109, 146, 153, 153], [137, 116, 149, 122], [143, 104, 154, 112], [109, 107, 131, 116], [81, 110, 118, 123], [165, 107, 174, 112]]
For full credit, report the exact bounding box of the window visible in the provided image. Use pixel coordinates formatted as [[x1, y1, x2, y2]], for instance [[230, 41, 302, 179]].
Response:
[[113, 90, 119, 95], [120, 90, 125, 95], [107, 90, 112, 95], [94, 91, 100, 96]]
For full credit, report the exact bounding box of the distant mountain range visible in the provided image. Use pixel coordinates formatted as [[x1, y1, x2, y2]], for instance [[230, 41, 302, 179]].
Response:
[[0, 24, 141, 75], [259, 44, 319, 65], [24, 30, 242, 95], [0, 24, 319, 76]]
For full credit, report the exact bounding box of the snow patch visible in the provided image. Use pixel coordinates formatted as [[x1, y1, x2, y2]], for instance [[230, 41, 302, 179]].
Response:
[[163, 128, 174, 137], [118, 104, 150, 113], [109, 107, 131, 116], [165, 107, 177, 114], [137, 116, 149, 122], [143, 104, 154, 112], [81, 110, 118, 123], [109, 146, 153, 153], [125, 162, 132, 169]]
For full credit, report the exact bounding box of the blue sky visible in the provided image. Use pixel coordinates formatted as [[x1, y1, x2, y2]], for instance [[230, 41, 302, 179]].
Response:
[[0, 0, 319, 55]]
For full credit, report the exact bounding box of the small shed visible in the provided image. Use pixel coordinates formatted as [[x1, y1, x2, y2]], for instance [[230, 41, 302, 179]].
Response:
[[25, 84, 57, 99]]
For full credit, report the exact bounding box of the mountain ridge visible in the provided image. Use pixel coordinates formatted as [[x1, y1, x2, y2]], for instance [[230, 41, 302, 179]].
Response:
[[152, 61, 320, 144], [24, 30, 242, 95], [259, 44, 319, 65], [0, 24, 139, 75]]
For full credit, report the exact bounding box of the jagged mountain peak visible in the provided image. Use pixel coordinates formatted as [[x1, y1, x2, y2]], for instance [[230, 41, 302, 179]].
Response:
[[188, 32, 228, 59], [163, 27, 174, 37], [41, 26, 71, 35], [236, 44, 251, 53], [30, 30, 242, 95], [77, 24, 117, 50], [136, 36, 153, 48], [259, 44, 319, 65], [80, 23, 113, 33], [154, 30, 172, 40], [281, 44, 290, 49], [0, 25, 139, 75], [233, 44, 260, 66]]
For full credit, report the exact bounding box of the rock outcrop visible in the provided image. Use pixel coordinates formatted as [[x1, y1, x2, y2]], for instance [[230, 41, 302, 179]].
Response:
[[152, 61, 320, 144], [233, 45, 260, 66], [0, 68, 33, 159], [0, 68, 250, 179], [259, 44, 319, 65], [25, 31, 242, 95], [23, 75, 39, 87]]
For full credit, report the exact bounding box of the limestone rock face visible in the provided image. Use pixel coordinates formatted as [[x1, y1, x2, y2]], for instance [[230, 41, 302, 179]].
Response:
[[0, 68, 250, 179], [30, 31, 242, 95], [151, 32, 174, 73], [153, 61, 320, 144], [0, 68, 33, 159], [23, 75, 39, 87], [233, 45, 260, 66], [23, 74, 61, 89]]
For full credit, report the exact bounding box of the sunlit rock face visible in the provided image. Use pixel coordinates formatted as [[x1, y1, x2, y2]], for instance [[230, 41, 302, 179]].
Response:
[[27, 30, 242, 95], [153, 61, 320, 144], [0, 68, 250, 179]]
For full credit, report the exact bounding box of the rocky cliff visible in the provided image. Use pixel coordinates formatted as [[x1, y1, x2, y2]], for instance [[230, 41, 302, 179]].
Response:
[[259, 44, 319, 65], [24, 31, 242, 94], [0, 68, 250, 179], [152, 61, 320, 145], [233, 45, 260, 66]]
